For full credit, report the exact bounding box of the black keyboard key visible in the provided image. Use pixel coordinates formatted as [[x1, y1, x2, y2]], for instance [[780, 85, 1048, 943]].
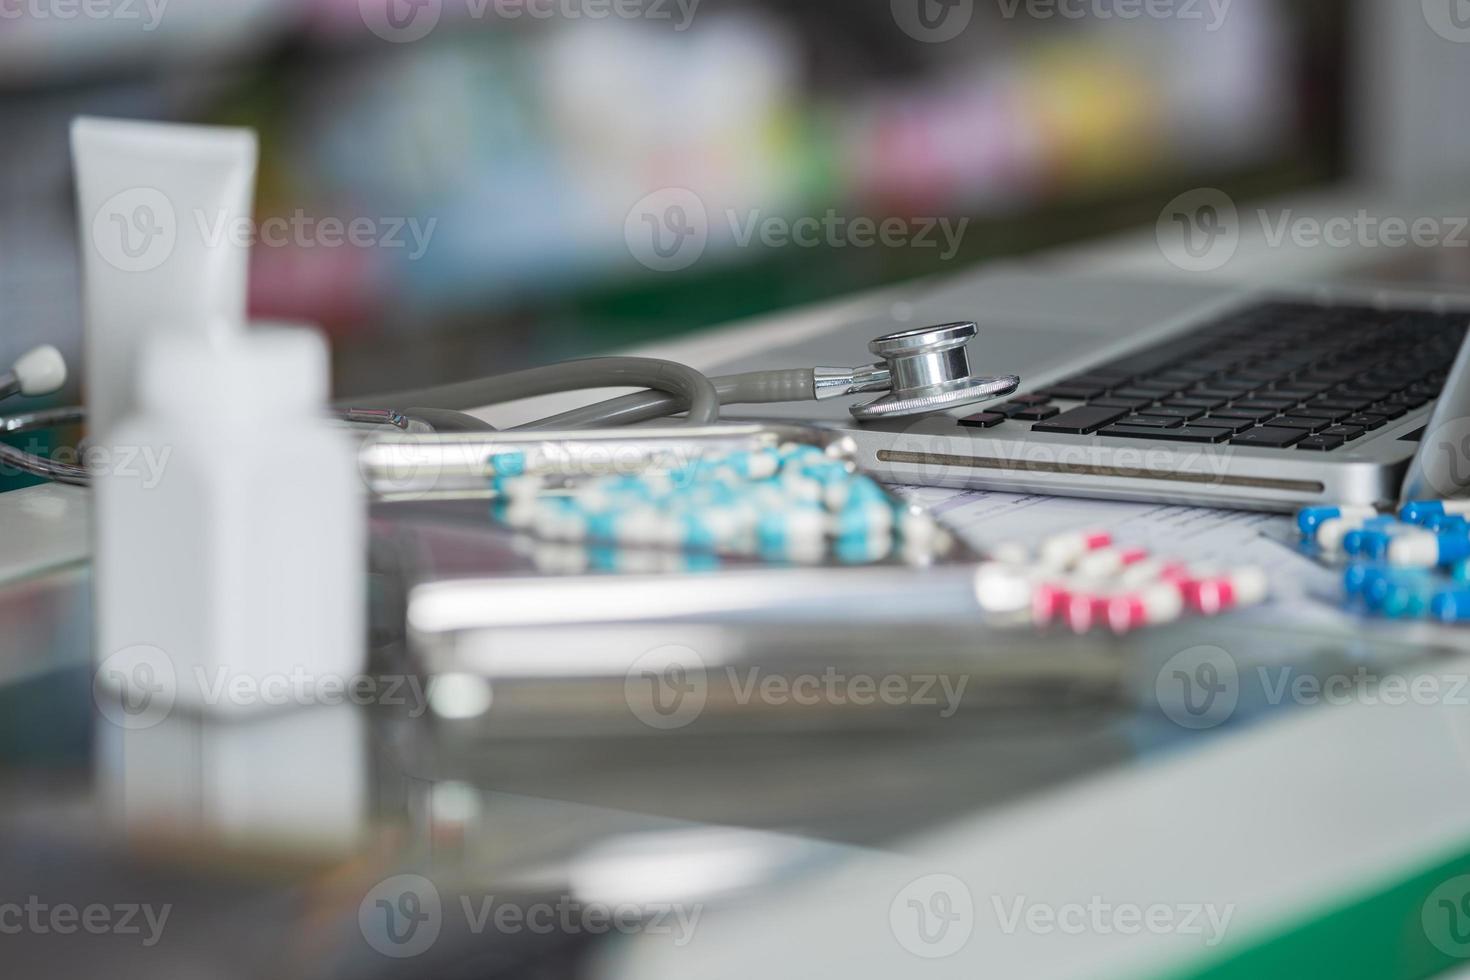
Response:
[[1343, 413, 1389, 430], [1090, 396, 1156, 411], [1192, 417, 1255, 434], [1031, 406, 1131, 435], [1370, 403, 1409, 420], [1231, 426, 1307, 448], [1297, 434, 1346, 452], [1127, 381, 1186, 396], [1098, 425, 1230, 444], [1291, 407, 1350, 422], [1124, 415, 1185, 429], [1111, 387, 1175, 402], [1037, 384, 1108, 401], [1166, 397, 1228, 411], [1272, 416, 1331, 433], [1211, 408, 1280, 423], [1321, 425, 1366, 441], [1142, 405, 1205, 421], [1156, 369, 1215, 385], [1091, 340, 1213, 380], [1007, 394, 1052, 406], [1011, 405, 1061, 421], [1233, 398, 1300, 412], [1272, 383, 1334, 399], [1192, 384, 1255, 400], [958, 412, 1006, 429], [1311, 398, 1374, 413]]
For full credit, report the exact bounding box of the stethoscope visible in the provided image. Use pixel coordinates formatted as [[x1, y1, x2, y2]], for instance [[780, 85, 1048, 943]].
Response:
[[0, 321, 1018, 488]]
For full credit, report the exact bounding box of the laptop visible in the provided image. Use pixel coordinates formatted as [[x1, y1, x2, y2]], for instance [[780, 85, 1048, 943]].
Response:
[[718, 271, 1470, 513]]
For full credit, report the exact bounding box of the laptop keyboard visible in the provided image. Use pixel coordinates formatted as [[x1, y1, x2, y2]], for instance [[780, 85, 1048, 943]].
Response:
[[959, 301, 1469, 452]]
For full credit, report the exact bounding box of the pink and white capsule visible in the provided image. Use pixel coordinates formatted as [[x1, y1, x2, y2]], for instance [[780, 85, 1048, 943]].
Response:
[[1180, 568, 1269, 615], [1039, 530, 1113, 570], [1106, 582, 1186, 633], [1074, 546, 1151, 580]]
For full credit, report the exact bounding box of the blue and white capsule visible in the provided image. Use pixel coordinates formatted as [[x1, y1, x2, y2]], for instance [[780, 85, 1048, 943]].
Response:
[[1399, 500, 1470, 525], [1386, 529, 1470, 569], [1298, 505, 1377, 540], [1431, 588, 1470, 624]]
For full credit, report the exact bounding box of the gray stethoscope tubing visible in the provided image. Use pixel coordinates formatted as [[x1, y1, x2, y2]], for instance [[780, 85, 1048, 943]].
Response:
[[358, 321, 1018, 432], [0, 322, 1019, 487]]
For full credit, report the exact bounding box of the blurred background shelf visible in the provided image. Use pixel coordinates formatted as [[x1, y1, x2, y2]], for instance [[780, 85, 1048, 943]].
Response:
[[0, 0, 1346, 412]]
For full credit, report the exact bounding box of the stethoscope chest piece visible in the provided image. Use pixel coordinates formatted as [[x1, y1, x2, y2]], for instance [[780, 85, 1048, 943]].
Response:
[[849, 321, 1020, 421]]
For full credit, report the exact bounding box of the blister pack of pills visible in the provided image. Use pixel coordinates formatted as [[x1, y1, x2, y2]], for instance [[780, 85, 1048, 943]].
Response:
[[973, 531, 1269, 635], [1298, 501, 1470, 622], [484, 442, 952, 567]]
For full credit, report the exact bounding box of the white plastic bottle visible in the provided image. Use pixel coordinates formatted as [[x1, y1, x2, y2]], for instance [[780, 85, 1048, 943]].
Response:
[[93, 326, 366, 718]]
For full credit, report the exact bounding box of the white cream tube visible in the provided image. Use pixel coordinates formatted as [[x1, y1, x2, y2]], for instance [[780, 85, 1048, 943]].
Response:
[[72, 117, 258, 438]]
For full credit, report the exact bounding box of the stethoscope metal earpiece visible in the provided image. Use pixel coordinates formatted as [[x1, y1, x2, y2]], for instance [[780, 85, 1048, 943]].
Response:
[[834, 322, 1020, 421]]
